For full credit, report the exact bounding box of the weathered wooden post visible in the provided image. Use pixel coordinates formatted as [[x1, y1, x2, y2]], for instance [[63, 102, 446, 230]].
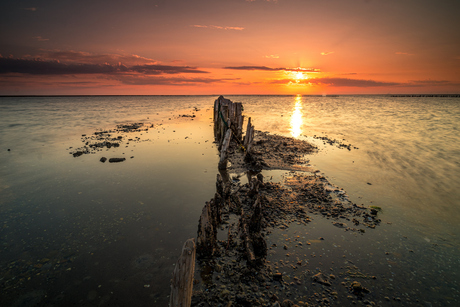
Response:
[[235, 102, 243, 140], [219, 104, 229, 144], [197, 201, 217, 257], [243, 117, 255, 154], [170, 238, 196, 307], [243, 117, 251, 147], [218, 129, 232, 170]]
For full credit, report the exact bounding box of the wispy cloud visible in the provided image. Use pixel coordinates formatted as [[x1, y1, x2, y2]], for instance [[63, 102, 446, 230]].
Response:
[[112, 75, 238, 86], [269, 77, 401, 87], [395, 52, 414, 56], [320, 51, 334, 56], [309, 77, 401, 87], [192, 25, 244, 31], [32, 36, 49, 42], [224, 66, 320, 72], [407, 79, 459, 87], [264, 55, 279, 59], [31, 50, 157, 66], [130, 64, 208, 75], [224, 66, 282, 71], [246, 0, 278, 3]]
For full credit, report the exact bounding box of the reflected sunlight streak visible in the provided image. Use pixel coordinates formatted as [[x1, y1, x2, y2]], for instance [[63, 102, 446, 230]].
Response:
[[290, 95, 303, 138]]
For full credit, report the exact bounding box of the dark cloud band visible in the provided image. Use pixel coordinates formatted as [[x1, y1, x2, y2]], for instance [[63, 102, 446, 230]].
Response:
[[0, 57, 209, 75]]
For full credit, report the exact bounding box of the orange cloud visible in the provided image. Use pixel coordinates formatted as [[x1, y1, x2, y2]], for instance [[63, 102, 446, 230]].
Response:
[[224, 66, 320, 73], [111, 75, 238, 86], [395, 52, 414, 56], [267, 77, 401, 87], [192, 25, 244, 31]]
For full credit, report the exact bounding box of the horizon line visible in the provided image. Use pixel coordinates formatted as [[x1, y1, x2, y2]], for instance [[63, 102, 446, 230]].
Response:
[[1, 93, 460, 98]]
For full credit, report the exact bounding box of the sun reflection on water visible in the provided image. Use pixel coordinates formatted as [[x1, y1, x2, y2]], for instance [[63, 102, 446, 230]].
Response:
[[290, 95, 303, 138]]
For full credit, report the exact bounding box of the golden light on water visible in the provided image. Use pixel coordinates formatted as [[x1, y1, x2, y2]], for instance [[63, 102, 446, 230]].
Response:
[[290, 95, 303, 138]]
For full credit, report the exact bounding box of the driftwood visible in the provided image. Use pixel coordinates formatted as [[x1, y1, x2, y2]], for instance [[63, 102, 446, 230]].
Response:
[[170, 238, 196, 307]]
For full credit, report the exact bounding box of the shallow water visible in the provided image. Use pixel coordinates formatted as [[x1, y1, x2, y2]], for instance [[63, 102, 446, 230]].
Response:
[[229, 95, 460, 240], [0, 95, 459, 306]]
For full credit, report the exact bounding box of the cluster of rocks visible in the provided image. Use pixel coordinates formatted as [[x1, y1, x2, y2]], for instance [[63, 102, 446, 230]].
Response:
[[312, 135, 358, 151], [68, 122, 154, 161]]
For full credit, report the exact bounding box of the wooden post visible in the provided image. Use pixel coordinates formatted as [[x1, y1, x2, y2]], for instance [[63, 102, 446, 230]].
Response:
[[197, 202, 216, 257], [218, 129, 232, 170], [240, 210, 256, 263], [209, 196, 221, 229], [213, 98, 219, 138], [170, 238, 196, 307], [246, 124, 255, 153], [249, 196, 262, 233], [235, 103, 243, 140], [243, 117, 251, 147], [219, 104, 229, 145]]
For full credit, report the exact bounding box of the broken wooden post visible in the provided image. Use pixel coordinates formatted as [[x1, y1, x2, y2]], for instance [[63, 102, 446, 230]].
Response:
[[235, 102, 244, 140], [209, 196, 221, 230], [197, 202, 217, 257], [239, 209, 256, 263], [249, 196, 263, 233], [219, 104, 229, 144], [218, 129, 232, 170], [213, 99, 220, 138], [170, 238, 196, 307], [243, 117, 251, 147], [246, 125, 255, 153], [242, 116, 255, 154]]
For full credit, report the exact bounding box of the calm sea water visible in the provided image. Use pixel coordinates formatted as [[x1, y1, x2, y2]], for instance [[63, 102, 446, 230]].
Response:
[[0, 95, 459, 306]]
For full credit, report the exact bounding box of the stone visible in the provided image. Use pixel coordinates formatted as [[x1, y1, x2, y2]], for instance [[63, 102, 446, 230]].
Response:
[[312, 273, 331, 286], [109, 158, 126, 163], [273, 273, 283, 281]]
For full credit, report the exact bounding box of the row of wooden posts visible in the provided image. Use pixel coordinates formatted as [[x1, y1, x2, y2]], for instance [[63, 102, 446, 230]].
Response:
[[169, 96, 257, 306], [213, 96, 255, 170]]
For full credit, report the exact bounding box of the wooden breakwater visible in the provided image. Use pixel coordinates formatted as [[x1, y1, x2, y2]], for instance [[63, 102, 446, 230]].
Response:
[[169, 96, 258, 306], [213, 95, 255, 170]]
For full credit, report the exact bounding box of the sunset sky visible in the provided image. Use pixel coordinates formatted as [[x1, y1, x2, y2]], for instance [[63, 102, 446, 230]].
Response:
[[1, 0, 459, 95]]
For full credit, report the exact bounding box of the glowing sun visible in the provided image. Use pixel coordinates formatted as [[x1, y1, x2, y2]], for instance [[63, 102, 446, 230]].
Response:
[[294, 71, 307, 81]]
